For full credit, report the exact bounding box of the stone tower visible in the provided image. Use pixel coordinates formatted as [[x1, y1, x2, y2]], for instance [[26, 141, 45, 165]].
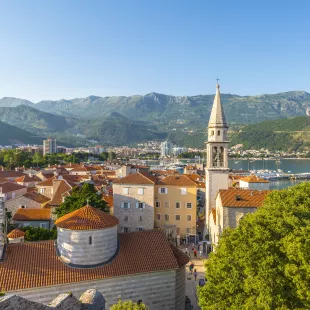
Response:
[[205, 82, 229, 230]]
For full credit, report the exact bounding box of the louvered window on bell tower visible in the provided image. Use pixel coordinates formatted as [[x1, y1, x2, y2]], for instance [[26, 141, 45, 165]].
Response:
[[212, 147, 218, 167], [219, 147, 224, 167]]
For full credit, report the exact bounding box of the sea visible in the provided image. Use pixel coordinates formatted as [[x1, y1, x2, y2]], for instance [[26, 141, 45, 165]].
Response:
[[229, 159, 310, 189]]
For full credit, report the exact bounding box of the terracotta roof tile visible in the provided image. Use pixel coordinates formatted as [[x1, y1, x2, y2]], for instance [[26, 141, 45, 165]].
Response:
[[55, 205, 119, 230], [13, 208, 51, 221], [219, 189, 269, 208], [37, 176, 55, 186], [0, 182, 26, 193], [102, 194, 113, 207], [15, 175, 41, 183], [113, 172, 158, 185], [239, 175, 270, 183], [157, 175, 198, 187], [0, 230, 186, 292], [169, 244, 190, 268], [0, 171, 25, 178], [49, 180, 72, 206], [7, 228, 25, 238], [23, 192, 50, 204]]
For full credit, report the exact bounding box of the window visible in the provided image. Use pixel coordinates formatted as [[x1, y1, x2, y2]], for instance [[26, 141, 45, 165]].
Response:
[[159, 188, 168, 194], [181, 188, 187, 195], [39, 188, 45, 194], [156, 214, 161, 221], [176, 227, 181, 234], [211, 130, 214, 136], [123, 227, 129, 232], [186, 228, 191, 234], [136, 202, 145, 209], [123, 188, 129, 195], [165, 214, 170, 221], [138, 188, 144, 195], [139, 215, 143, 222], [89, 236, 92, 245], [176, 215, 180, 221], [164, 201, 170, 208], [186, 202, 192, 209], [121, 202, 130, 209], [137, 227, 144, 231], [176, 202, 180, 209], [40, 223, 48, 229], [187, 215, 192, 221], [218, 130, 221, 136], [20, 205, 26, 209], [124, 216, 129, 222]]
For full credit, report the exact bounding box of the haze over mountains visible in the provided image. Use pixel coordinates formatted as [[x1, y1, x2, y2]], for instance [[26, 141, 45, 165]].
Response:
[[0, 91, 310, 149]]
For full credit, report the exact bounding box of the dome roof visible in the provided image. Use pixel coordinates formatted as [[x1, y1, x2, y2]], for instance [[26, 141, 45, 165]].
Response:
[[55, 205, 119, 230], [7, 228, 25, 238], [79, 289, 105, 310]]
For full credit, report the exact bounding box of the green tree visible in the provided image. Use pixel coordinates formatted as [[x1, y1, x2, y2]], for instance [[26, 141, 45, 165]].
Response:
[[110, 300, 148, 310], [19, 226, 57, 241], [32, 152, 45, 167], [108, 152, 116, 161], [55, 183, 108, 217], [198, 182, 310, 310]]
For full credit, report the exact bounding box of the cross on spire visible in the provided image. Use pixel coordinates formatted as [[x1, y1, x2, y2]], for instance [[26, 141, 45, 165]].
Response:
[[216, 77, 220, 84]]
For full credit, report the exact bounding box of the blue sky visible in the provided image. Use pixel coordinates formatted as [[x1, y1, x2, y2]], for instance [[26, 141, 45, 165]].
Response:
[[0, 0, 309, 101]]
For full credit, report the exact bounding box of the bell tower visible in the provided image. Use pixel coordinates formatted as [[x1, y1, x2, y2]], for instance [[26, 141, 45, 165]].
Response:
[[205, 81, 229, 230]]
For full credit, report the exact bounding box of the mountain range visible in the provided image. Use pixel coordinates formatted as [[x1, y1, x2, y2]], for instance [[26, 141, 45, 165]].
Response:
[[0, 91, 310, 148]]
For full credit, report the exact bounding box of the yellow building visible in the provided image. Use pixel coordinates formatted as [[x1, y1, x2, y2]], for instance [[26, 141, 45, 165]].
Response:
[[154, 175, 198, 238]]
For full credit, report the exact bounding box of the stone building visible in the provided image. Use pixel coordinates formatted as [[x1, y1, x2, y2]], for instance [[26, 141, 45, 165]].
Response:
[[239, 175, 270, 190], [113, 172, 158, 233], [15, 174, 42, 187], [210, 189, 269, 245], [12, 208, 52, 229], [5, 192, 50, 217], [0, 204, 188, 309], [0, 182, 27, 201]]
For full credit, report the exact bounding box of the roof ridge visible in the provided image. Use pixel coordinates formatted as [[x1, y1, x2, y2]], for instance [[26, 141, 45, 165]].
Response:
[[137, 171, 156, 184]]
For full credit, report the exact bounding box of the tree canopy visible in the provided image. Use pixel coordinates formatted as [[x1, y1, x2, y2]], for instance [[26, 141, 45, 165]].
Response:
[[55, 183, 108, 217], [198, 182, 310, 310], [110, 299, 148, 310]]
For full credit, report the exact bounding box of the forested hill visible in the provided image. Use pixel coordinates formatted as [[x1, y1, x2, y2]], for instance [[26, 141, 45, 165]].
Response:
[[0, 121, 43, 145], [230, 116, 310, 151], [1, 90, 310, 126]]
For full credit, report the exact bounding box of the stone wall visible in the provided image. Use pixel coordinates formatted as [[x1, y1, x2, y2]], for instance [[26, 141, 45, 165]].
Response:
[[223, 206, 257, 229], [57, 226, 118, 266], [13, 220, 51, 229], [5, 196, 41, 217], [113, 184, 155, 232], [8, 269, 185, 310]]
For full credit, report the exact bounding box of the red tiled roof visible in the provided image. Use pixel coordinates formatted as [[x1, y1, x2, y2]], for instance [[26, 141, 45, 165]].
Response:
[[102, 194, 113, 207], [169, 244, 190, 268], [13, 208, 51, 221], [0, 230, 187, 292], [113, 172, 158, 185], [0, 171, 25, 178], [55, 205, 119, 230], [7, 228, 25, 238], [49, 180, 72, 206], [219, 189, 269, 208], [15, 175, 41, 183], [0, 182, 26, 193], [240, 175, 270, 183], [157, 175, 198, 187], [23, 192, 50, 204]]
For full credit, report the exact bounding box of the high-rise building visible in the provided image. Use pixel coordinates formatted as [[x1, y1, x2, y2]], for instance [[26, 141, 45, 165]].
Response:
[[160, 140, 173, 157], [43, 138, 57, 156], [205, 82, 229, 230]]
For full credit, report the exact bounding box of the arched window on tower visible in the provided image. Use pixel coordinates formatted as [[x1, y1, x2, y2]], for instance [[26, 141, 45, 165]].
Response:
[[218, 130, 220, 136], [211, 130, 214, 136], [219, 147, 224, 167], [212, 147, 218, 167]]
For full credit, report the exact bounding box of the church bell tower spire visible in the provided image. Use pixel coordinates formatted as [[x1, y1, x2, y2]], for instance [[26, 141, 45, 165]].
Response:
[[205, 80, 229, 234]]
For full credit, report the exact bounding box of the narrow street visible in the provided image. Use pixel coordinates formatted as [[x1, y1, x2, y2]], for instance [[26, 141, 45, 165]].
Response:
[[185, 257, 207, 310]]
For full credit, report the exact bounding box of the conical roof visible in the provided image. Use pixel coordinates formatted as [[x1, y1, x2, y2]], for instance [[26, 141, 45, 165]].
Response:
[[55, 205, 119, 230], [208, 83, 227, 128], [7, 228, 25, 238]]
